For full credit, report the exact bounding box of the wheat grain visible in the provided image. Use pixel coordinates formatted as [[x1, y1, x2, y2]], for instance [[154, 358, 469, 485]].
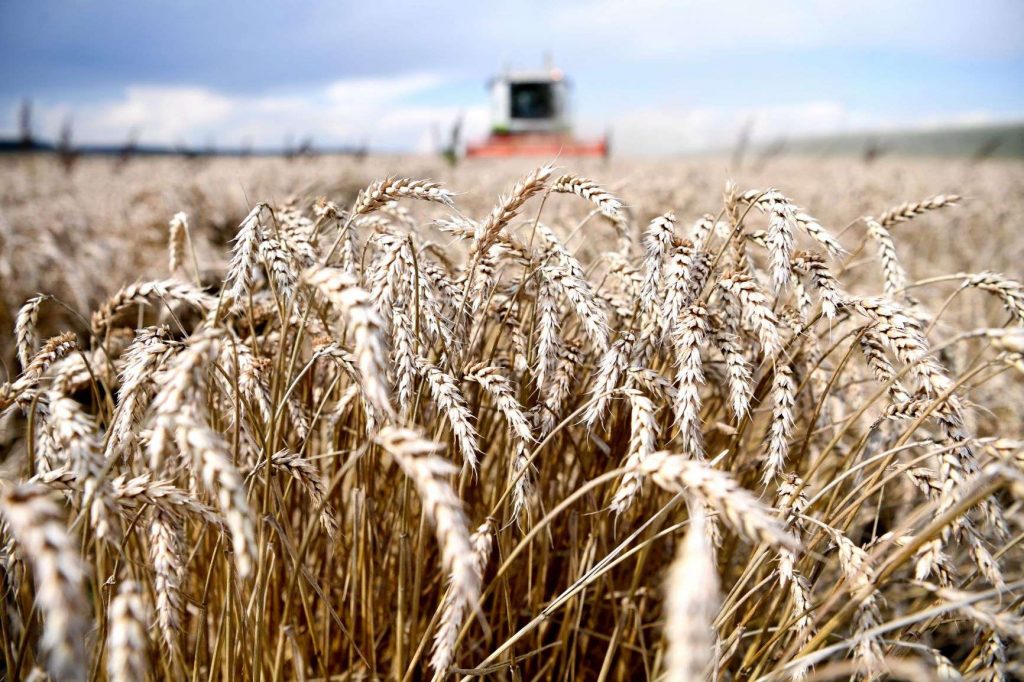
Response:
[[223, 204, 268, 306], [174, 407, 257, 579], [253, 449, 339, 538], [368, 233, 414, 326], [793, 250, 844, 319], [353, 177, 454, 216], [658, 240, 695, 342], [536, 343, 581, 437], [609, 387, 658, 514], [550, 173, 623, 218], [866, 217, 907, 296], [584, 332, 634, 427], [417, 357, 480, 471], [14, 294, 46, 369], [673, 304, 709, 459], [637, 451, 799, 550], [472, 165, 552, 256], [107, 579, 149, 682], [534, 269, 563, 398], [763, 364, 796, 484], [168, 211, 188, 274], [543, 260, 609, 352], [826, 528, 884, 674], [304, 266, 395, 419], [465, 363, 533, 444], [92, 279, 215, 333], [878, 194, 960, 228], [258, 236, 298, 303], [106, 326, 177, 459], [17, 330, 78, 385], [718, 274, 782, 358], [710, 319, 753, 418], [639, 212, 677, 314], [765, 192, 797, 291], [964, 272, 1024, 324], [149, 510, 184, 661], [858, 326, 913, 403], [145, 331, 220, 470], [391, 302, 418, 417]]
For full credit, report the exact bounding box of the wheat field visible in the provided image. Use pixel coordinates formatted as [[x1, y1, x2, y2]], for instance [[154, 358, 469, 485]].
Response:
[[1, 154, 1023, 681]]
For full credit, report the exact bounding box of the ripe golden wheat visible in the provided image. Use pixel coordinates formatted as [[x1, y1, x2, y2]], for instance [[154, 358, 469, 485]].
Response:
[[0, 157, 1022, 681]]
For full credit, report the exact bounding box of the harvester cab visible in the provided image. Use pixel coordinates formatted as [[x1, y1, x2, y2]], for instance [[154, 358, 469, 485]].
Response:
[[466, 59, 608, 158]]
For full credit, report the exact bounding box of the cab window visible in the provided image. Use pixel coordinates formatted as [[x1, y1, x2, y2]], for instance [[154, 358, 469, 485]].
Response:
[[510, 82, 554, 120]]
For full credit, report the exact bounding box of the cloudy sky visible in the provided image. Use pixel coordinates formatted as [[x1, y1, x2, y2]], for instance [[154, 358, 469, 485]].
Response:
[[1, 0, 1022, 155]]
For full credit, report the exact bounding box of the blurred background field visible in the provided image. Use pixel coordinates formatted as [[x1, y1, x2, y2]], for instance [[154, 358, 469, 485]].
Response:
[[3, 151, 1022, 369]]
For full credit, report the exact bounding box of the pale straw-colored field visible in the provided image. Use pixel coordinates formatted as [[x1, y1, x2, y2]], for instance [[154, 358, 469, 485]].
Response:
[[1, 154, 1022, 680]]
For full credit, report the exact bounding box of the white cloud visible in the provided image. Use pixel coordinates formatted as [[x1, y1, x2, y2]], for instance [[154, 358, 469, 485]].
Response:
[[27, 74, 483, 151], [603, 101, 1022, 156], [324, 73, 444, 105], [95, 87, 235, 140]]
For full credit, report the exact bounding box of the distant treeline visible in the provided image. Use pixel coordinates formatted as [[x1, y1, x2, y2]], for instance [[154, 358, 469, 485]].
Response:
[[0, 138, 368, 157], [2, 124, 1022, 160], [1, 99, 372, 159]]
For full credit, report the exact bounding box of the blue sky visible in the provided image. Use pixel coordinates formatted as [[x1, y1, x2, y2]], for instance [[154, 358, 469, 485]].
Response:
[[2, 0, 1022, 154]]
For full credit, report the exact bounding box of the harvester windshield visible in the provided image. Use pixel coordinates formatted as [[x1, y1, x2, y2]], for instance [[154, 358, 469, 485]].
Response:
[[510, 82, 555, 120]]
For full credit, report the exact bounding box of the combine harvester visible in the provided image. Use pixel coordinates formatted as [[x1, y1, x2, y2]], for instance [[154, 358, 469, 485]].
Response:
[[466, 58, 608, 159]]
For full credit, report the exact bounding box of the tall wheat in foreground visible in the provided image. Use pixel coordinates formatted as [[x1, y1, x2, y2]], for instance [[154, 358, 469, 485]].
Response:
[[1, 164, 1022, 682]]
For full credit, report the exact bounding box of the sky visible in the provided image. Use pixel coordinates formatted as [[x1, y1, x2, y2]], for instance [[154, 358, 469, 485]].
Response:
[[1, 0, 1023, 155]]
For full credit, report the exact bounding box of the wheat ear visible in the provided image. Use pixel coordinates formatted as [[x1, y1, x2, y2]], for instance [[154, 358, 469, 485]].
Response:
[[0, 485, 90, 682], [663, 507, 719, 682], [107, 579, 150, 682]]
